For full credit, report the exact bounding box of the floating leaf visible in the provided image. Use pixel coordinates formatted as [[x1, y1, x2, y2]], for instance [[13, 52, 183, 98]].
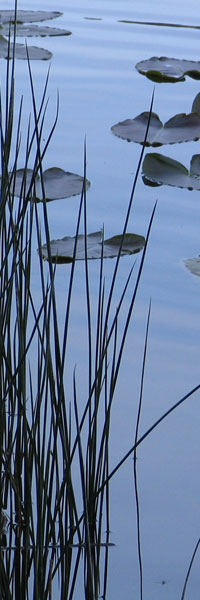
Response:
[[135, 56, 200, 82], [118, 20, 200, 30], [84, 17, 102, 21], [111, 114, 163, 146], [191, 93, 200, 113], [1, 23, 71, 37], [184, 257, 200, 276], [40, 231, 145, 263], [142, 153, 200, 190], [0, 11, 71, 58], [112, 110, 200, 148], [0, 10, 63, 24], [9, 167, 90, 202], [111, 94, 200, 146], [0, 35, 52, 60]]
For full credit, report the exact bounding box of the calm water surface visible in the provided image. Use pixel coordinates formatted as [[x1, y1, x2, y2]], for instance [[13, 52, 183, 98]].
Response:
[[4, 0, 200, 598]]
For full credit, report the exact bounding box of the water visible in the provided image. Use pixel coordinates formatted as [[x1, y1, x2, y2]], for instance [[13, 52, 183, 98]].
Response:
[[3, 0, 200, 598]]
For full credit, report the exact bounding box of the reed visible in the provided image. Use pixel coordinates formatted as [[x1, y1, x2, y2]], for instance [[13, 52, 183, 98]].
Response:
[[0, 8, 199, 600]]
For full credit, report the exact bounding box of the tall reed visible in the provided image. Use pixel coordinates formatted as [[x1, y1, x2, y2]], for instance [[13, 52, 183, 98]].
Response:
[[0, 8, 199, 600], [0, 32, 149, 598]]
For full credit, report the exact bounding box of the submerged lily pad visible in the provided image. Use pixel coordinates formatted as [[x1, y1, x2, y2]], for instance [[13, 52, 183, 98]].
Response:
[[111, 94, 200, 146], [184, 257, 200, 276], [135, 56, 200, 82], [0, 35, 52, 60], [40, 231, 145, 263], [142, 153, 200, 191], [9, 167, 90, 202]]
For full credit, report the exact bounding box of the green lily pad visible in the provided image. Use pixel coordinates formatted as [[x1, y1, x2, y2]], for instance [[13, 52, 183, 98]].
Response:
[[0, 35, 52, 60], [9, 167, 90, 202], [184, 257, 200, 276], [142, 153, 200, 190], [111, 94, 200, 146], [40, 231, 145, 263], [135, 56, 200, 82]]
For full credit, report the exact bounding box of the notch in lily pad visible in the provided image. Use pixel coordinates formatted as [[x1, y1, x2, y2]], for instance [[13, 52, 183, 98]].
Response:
[[111, 93, 200, 146], [135, 56, 200, 83], [40, 231, 145, 263], [9, 167, 90, 202], [142, 153, 200, 191], [0, 10, 71, 60]]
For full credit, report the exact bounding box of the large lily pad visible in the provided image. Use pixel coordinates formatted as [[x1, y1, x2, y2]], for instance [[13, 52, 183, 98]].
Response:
[[135, 56, 200, 82], [0, 35, 52, 60], [111, 94, 200, 146], [40, 231, 145, 263], [142, 153, 200, 191], [9, 167, 90, 202], [184, 257, 200, 276]]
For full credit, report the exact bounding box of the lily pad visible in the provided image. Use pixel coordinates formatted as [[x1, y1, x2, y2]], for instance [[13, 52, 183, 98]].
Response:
[[1, 23, 71, 37], [84, 17, 103, 21], [0, 10, 63, 24], [111, 94, 200, 146], [0, 35, 52, 60], [0, 10, 71, 58], [184, 257, 200, 276], [118, 20, 200, 30], [135, 56, 200, 82], [9, 167, 90, 202], [40, 231, 145, 263], [142, 153, 200, 191]]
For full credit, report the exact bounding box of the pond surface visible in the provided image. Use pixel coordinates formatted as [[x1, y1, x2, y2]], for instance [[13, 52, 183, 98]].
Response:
[[4, 0, 200, 598]]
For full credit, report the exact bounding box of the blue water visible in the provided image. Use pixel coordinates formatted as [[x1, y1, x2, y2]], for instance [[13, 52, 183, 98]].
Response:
[[3, 1, 200, 598]]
